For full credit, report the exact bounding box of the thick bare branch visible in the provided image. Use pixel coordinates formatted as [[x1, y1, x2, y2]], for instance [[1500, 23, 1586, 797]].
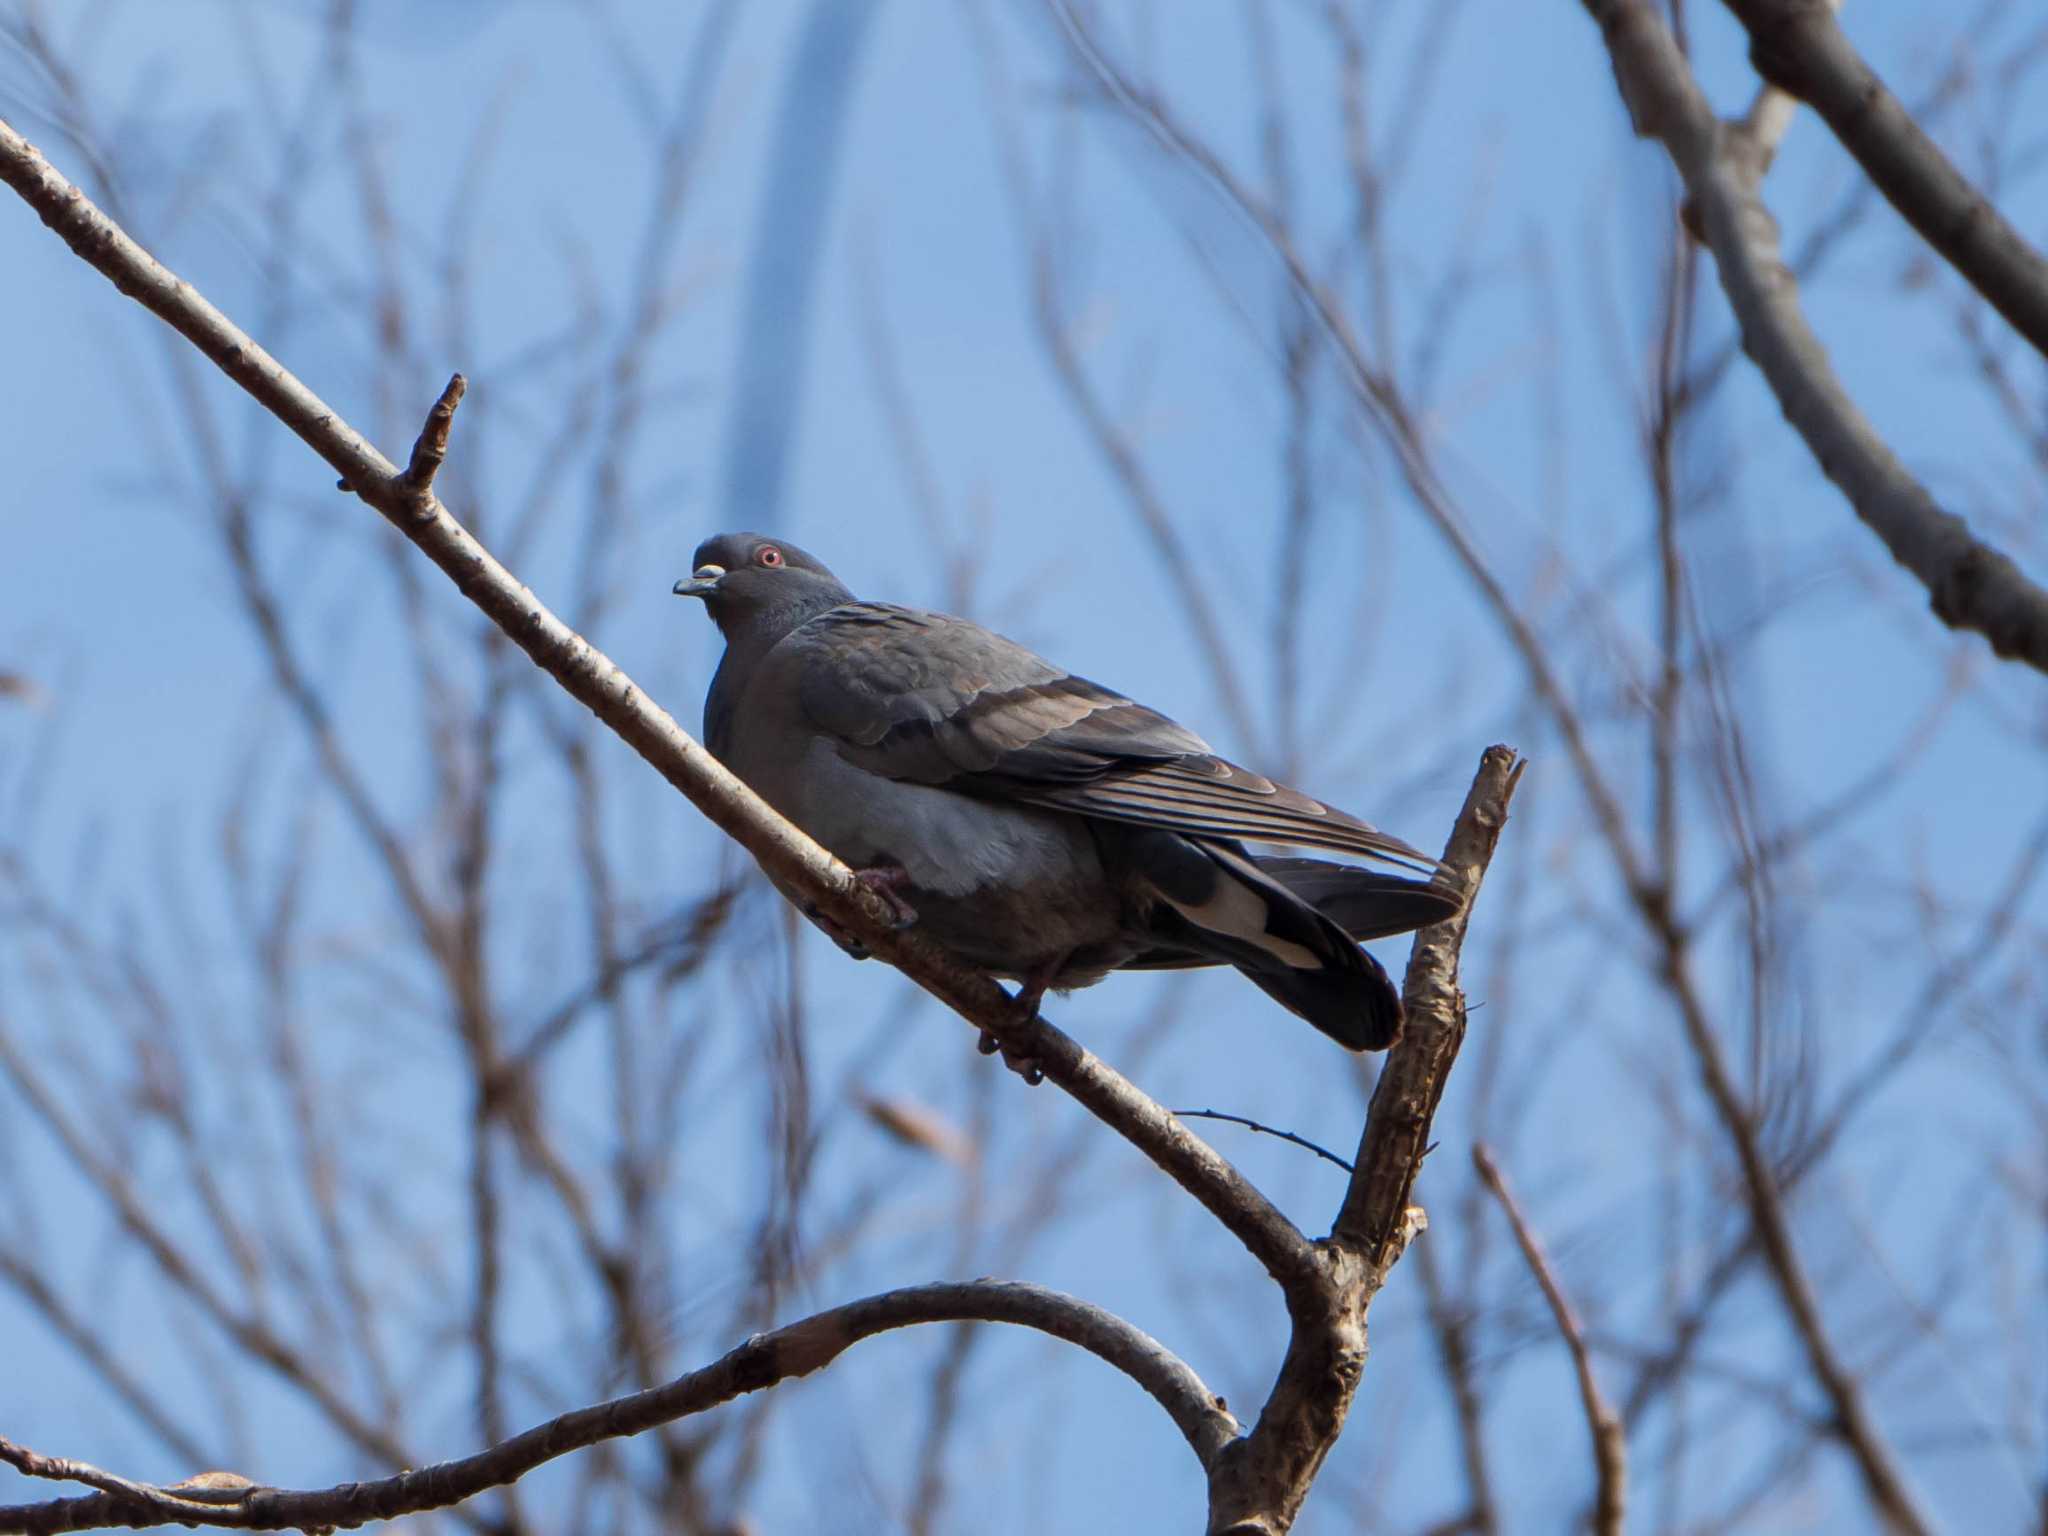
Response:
[[1724, 0, 2048, 362], [1333, 747, 1525, 1261], [0, 114, 1318, 1292], [0, 1281, 1233, 1535], [1574, 0, 2048, 677], [1205, 746, 1524, 1536]]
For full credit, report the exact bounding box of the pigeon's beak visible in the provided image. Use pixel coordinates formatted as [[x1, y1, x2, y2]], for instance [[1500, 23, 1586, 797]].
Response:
[[672, 564, 726, 601]]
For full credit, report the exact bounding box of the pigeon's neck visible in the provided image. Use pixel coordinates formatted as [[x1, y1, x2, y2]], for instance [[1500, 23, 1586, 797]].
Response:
[[703, 588, 851, 756], [712, 581, 851, 655]]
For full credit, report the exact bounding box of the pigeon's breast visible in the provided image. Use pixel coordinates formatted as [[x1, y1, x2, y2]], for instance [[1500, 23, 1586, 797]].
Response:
[[735, 732, 1129, 978], [777, 736, 1088, 896]]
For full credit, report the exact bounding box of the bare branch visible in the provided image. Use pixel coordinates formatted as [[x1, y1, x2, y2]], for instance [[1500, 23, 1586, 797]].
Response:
[[1333, 746, 1526, 1262], [0, 1282, 1234, 1535], [1472, 1144, 1626, 1536], [1205, 746, 1524, 1536], [1574, 0, 2048, 676], [1725, 0, 2048, 362]]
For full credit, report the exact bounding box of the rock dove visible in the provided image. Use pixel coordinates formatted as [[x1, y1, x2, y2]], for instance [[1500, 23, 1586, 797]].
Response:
[[675, 533, 1459, 1050]]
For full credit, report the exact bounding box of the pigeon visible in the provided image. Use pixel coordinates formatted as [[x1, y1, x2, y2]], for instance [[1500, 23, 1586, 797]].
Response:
[[675, 533, 1459, 1050]]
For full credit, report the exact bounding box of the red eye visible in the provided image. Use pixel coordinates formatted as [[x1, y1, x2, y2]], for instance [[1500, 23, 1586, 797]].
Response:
[[757, 546, 784, 567]]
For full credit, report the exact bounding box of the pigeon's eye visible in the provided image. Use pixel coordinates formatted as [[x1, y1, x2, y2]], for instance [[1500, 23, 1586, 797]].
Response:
[[757, 547, 784, 568]]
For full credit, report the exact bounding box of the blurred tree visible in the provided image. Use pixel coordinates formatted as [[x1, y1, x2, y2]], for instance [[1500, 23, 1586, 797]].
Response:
[[0, 1, 2043, 1532]]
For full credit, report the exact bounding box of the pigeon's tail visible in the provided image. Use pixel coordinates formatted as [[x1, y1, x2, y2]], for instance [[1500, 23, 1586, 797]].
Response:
[[1248, 856, 1463, 1048], [1118, 840, 1461, 1050], [1119, 838, 1404, 1049], [1235, 952, 1404, 1052], [1254, 856, 1463, 943]]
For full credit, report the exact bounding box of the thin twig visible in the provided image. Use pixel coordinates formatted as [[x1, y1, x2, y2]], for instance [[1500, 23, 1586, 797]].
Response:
[[1333, 748, 1527, 1263], [395, 371, 467, 500], [1172, 1110, 1354, 1173]]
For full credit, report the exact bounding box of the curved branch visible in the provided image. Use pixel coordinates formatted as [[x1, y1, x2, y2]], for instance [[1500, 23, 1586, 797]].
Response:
[[1577, 0, 2048, 677], [0, 115, 1317, 1293], [0, 1281, 1235, 1534], [1725, 0, 2048, 363]]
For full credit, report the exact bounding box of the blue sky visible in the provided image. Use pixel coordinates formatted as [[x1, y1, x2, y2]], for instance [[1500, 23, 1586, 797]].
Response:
[[3, 2, 2045, 1532]]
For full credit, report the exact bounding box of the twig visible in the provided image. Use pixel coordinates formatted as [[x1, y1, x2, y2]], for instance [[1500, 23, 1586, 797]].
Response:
[[1472, 1144, 1626, 1536], [1172, 1110, 1354, 1173], [394, 371, 467, 501], [0, 1282, 1235, 1535], [1413, 1239, 1501, 1536]]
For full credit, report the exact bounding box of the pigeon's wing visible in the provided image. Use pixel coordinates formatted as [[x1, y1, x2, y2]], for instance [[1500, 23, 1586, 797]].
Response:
[[790, 603, 1436, 869]]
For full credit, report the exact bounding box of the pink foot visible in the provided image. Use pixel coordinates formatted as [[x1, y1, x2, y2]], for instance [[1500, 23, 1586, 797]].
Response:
[[851, 864, 918, 929]]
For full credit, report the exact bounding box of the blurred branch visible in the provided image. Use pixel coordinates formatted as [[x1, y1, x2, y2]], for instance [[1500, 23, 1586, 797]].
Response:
[[0, 672, 47, 708], [0, 1252, 210, 1472], [1472, 1144, 1626, 1536], [1042, 0, 1652, 902], [1575, 0, 2048, 677], [1413, 1237, 1500, 1536], [0, 1031, 432, 1491], [1724, 0, 2048, 361], [0, 1281, 1235, 1535]]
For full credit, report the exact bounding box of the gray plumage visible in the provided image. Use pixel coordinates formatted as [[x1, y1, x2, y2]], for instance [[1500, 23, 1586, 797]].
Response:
[[676, 532, 1458, 1050]]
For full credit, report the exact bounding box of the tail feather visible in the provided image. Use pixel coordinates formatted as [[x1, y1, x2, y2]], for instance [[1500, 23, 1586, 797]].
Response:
[[1252, 856, 1462, 941], [1120, 855, 1459, 965], [1236, 951, 1403, 1051], [1126, 839, 1417, 1050]]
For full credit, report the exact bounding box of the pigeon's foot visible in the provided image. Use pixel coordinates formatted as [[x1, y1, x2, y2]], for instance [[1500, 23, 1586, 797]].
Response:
[[852, 864, 919, 929], [978, 1028, 1045, 1086], [803, 903, 871, 960], [1010, 950, 1071, 1023], [975, 951, 1073, 1086]]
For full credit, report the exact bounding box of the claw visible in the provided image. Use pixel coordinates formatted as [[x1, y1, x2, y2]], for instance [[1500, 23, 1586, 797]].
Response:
[[851, 865, 918, 930], [802, 864, 918, 956], [803, 902, 871, 959], [972, 948, 1071, 1086], [978, 1028, 1045, 1085]]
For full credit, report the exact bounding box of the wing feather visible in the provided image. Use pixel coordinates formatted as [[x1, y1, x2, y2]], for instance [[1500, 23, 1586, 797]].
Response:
[[787, 603, 1434, 869]]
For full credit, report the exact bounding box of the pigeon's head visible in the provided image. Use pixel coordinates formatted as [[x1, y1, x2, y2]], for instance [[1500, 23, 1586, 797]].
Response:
[[673, 533, 852, 639]]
